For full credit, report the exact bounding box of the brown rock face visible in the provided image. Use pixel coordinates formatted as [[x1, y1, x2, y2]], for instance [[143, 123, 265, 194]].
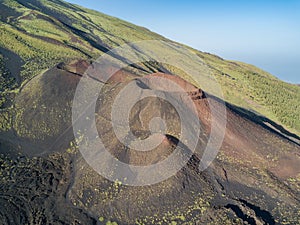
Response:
[[57, 59, 90, 76]]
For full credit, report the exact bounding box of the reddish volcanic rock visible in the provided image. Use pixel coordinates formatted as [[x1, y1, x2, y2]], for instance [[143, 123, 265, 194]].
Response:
[[11, 59, 300, 224]]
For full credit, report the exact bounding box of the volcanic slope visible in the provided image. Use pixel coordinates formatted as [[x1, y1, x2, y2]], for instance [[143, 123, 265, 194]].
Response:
[[0, 0, 299, 224], [1, 59, 299, 224]]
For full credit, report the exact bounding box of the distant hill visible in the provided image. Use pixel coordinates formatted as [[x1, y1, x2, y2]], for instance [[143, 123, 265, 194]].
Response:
[[0, 0, 299, 224]]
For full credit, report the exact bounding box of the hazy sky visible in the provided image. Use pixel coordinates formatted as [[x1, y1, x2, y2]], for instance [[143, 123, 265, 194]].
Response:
[[66, 0, 300, 84]]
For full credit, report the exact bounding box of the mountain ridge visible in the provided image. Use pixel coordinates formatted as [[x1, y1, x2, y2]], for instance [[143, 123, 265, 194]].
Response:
[[0, 0, 299, 135], [0, 0, 299, 224]]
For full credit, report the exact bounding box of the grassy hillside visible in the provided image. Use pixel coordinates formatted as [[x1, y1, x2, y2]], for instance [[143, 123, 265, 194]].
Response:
[[0, 0, 299, 135], [198, 53, 300, 134]]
